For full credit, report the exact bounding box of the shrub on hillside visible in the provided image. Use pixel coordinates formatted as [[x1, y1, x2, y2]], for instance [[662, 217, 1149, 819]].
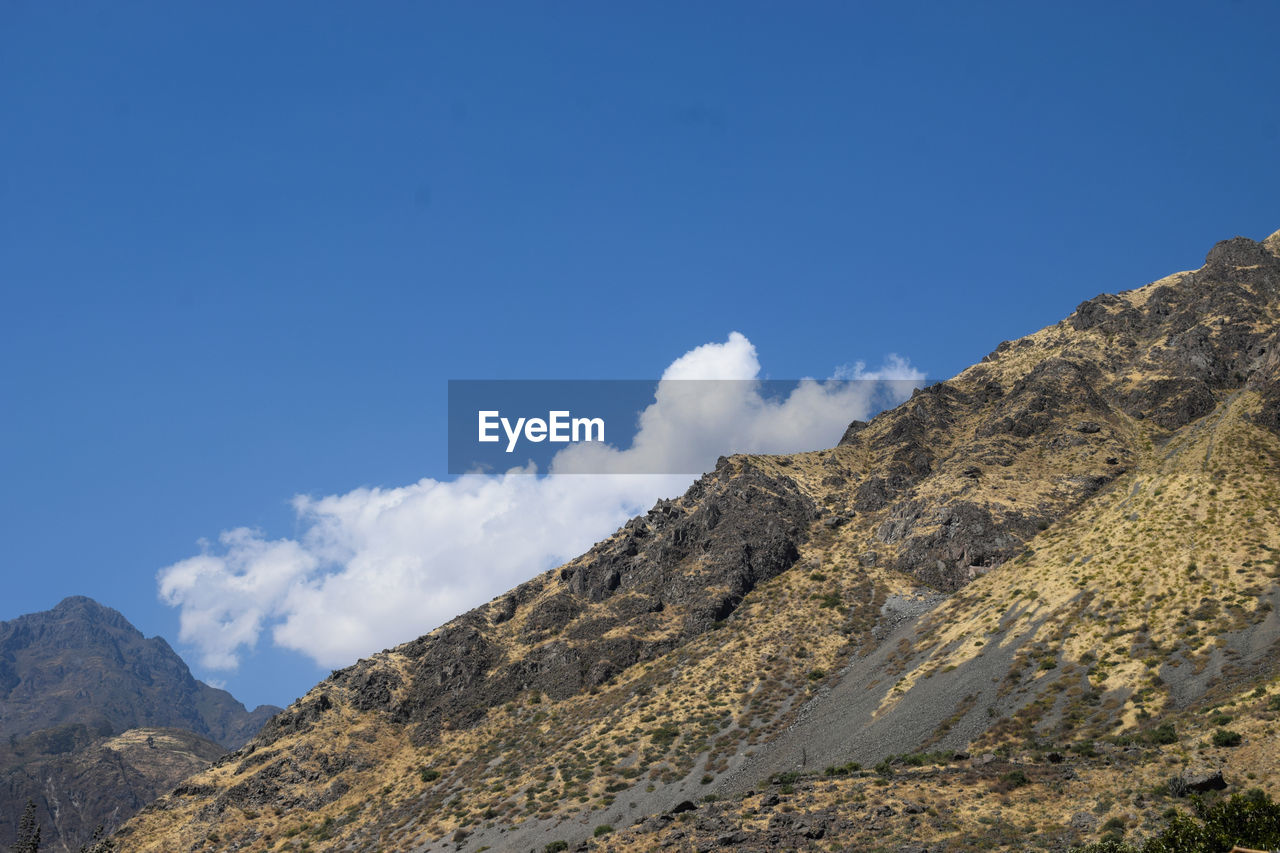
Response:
[[1071, 788, 1280, 853], [1211, 729, 1242, 747]]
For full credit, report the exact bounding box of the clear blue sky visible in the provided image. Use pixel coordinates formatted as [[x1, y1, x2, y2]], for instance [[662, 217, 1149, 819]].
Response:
[[2, 2, 1278, 709]]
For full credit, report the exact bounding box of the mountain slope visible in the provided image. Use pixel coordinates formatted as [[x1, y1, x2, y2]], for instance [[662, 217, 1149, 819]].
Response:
[[116, 228, 1280, 852], [0, 727, 226, 853], [0, 597, 281, 850]]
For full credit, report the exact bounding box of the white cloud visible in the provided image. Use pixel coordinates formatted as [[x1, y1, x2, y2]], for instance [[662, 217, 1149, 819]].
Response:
[[158, 334, 922, 671]]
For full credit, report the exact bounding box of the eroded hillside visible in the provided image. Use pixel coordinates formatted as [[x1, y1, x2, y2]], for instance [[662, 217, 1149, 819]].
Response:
[[116, 229, 1280, 852], [0, 727, 226, 853]]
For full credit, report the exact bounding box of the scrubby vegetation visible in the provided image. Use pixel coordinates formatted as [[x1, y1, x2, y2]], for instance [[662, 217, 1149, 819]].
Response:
[[1073, 789, 1280, 853]]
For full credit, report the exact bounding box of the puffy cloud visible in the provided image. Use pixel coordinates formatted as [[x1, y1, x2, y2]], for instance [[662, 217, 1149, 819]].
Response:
[[158, 334, 922, 670], [158, 531, 318, 670]]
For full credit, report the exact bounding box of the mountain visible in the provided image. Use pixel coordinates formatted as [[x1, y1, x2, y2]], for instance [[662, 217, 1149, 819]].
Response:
[[0, 597, 281, 851], [0, 596, 278, 749], [116, 229, 1280, 852]]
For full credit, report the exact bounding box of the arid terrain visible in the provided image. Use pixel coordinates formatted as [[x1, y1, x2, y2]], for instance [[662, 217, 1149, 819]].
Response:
[[109, 228, 1280, 852]]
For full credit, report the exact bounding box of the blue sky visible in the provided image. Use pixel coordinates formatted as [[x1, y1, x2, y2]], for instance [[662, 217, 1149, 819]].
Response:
[[2, 2, 1279, 710]]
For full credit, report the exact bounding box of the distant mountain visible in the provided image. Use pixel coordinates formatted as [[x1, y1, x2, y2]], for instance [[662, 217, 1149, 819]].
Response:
[[119, 229, 1280, 852], [0, 596, 281, 851], [0, 596, 278, 749]]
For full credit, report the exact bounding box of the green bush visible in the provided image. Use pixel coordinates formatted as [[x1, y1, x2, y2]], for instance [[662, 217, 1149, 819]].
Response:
[[1000, 769, 1030, 789], [823, 761, 862, 777], [650, 723, 680, 747], [1211, 729, 1242, 747], [1145, 723, 1177, 745], [544, 842, 569, 853], [1071, 788, 1280, 853], [1070, 740, 1098, 757], [593, 824, 613, 837]]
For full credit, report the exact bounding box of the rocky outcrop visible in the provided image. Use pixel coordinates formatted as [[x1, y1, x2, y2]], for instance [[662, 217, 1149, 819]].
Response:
[[257, 462, 817, 751], [832, 233, 1280, 590], [1070, 236, 1279, 429]]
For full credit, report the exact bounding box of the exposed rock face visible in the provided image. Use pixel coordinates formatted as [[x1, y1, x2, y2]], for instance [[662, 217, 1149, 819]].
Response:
[[260, 463, 816, 749], [1246, 329, 1280, 434], [1070, 235, 1278, 426], [825, 233, 1280, 590], [1180, 768, 1227, 793]]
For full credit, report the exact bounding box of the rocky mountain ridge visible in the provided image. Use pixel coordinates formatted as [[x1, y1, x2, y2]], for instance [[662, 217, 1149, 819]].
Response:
[[116, 228, 1280, 852]]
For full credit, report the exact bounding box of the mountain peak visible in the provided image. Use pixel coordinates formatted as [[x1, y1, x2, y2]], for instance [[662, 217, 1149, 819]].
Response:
[[52, 594, 99, 609], [1, 598, 279, 749], [48, 594, 132, 627], [1203, 233, 1280, 272]]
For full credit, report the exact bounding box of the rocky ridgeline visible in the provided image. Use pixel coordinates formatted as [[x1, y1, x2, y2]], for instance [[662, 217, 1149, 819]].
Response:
[[255, 462, 817, 751], [263, 231, 1280, 757], [114, 229, 1280, 853], [821, 233, 1280, 592]]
